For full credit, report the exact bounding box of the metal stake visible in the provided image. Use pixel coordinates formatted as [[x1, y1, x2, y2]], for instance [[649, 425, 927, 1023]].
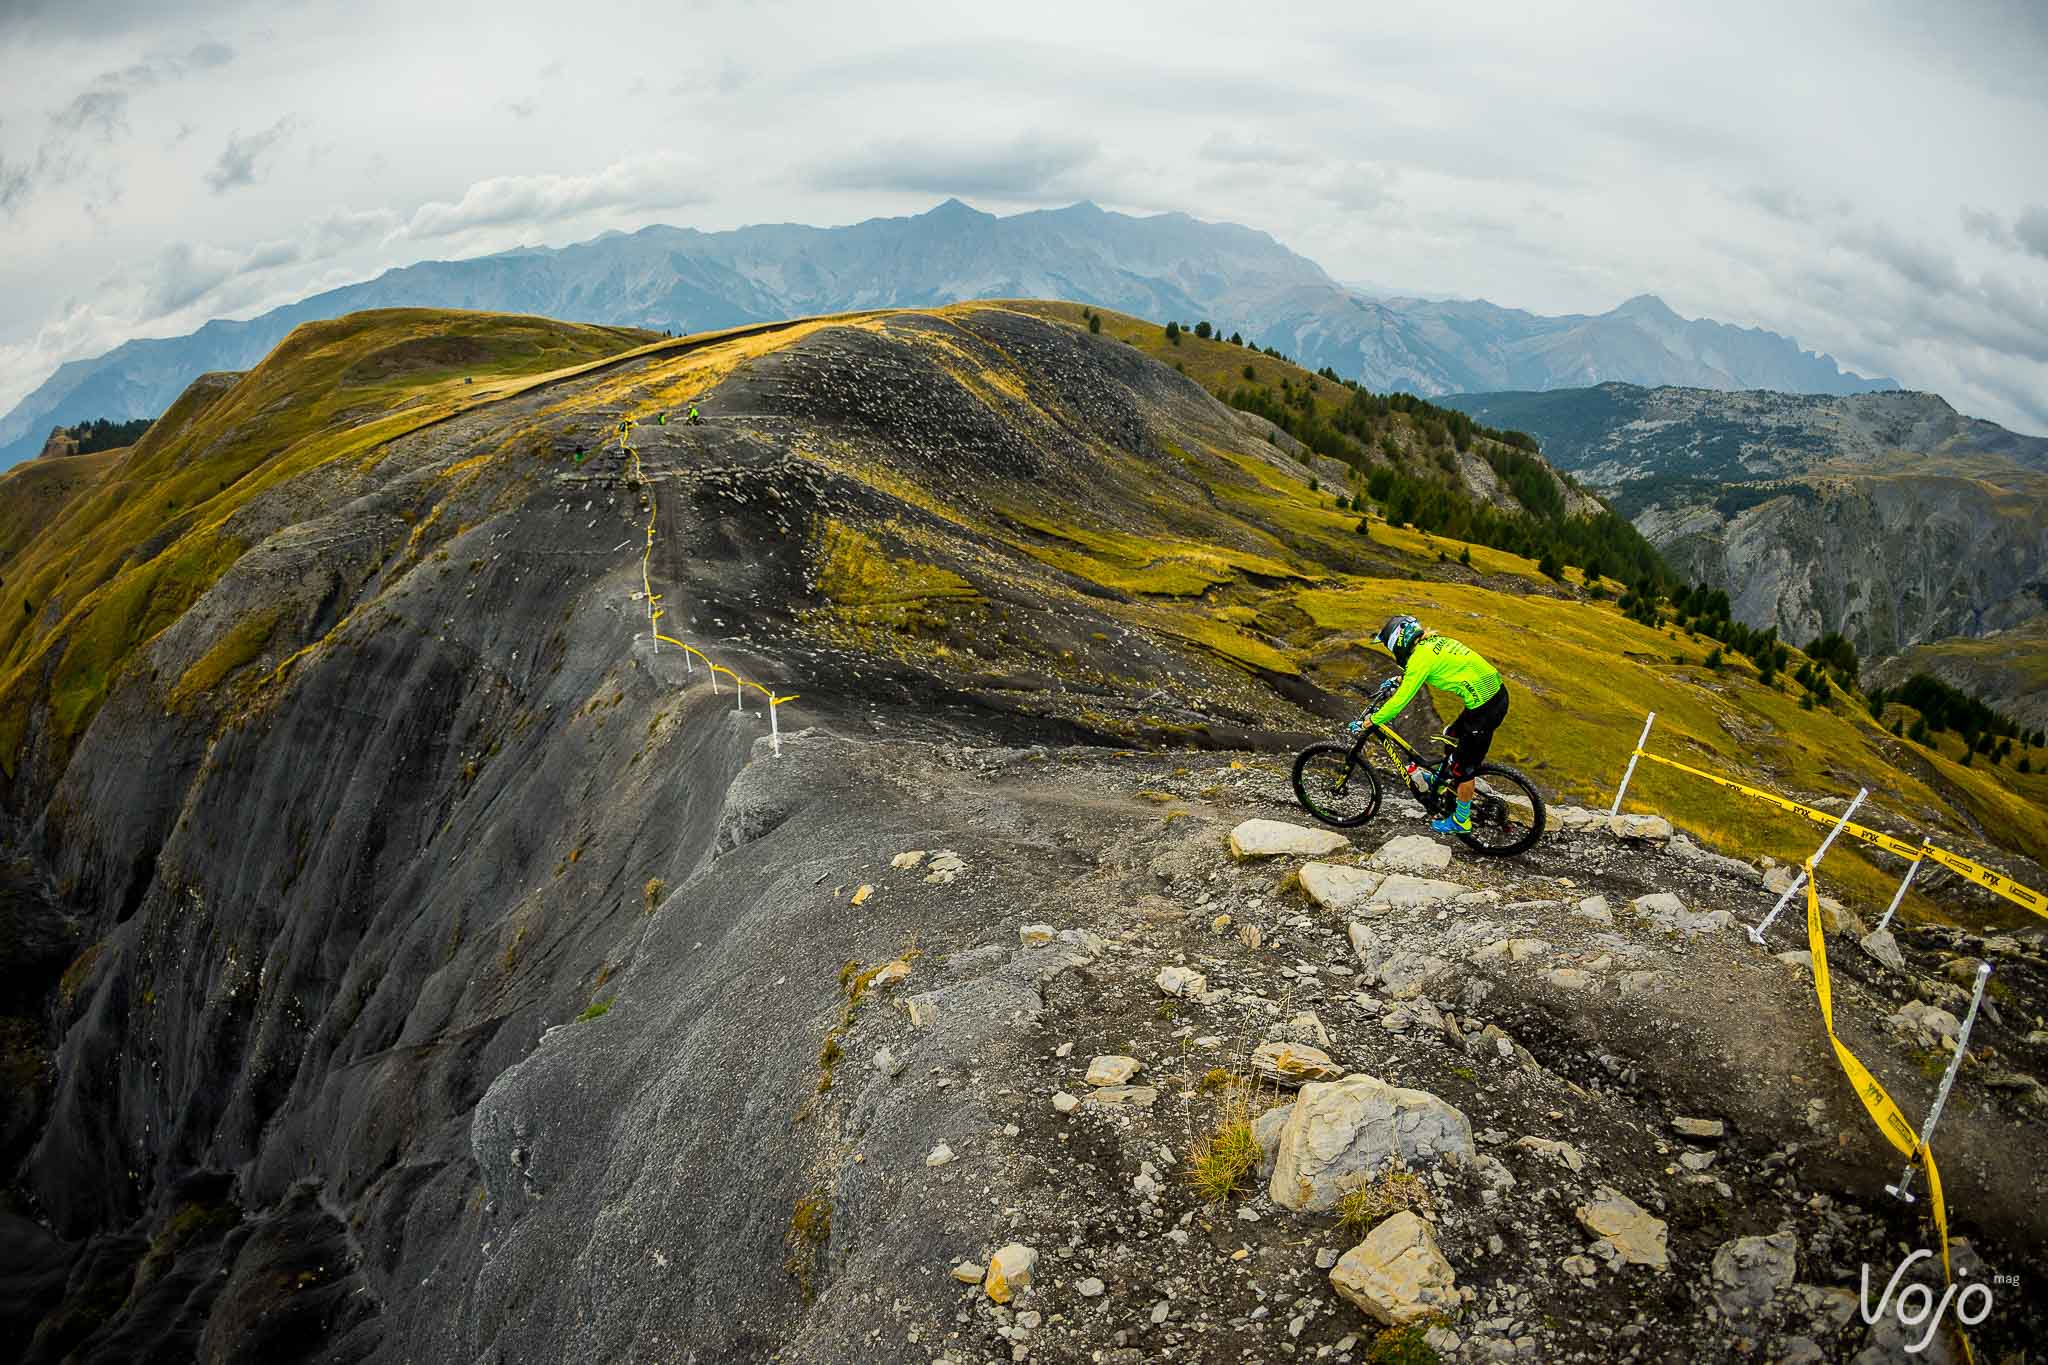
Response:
[[1609, 712, 1657, 816], [770, 699, 781, 757], [1874, 854, 1924, 935], [1887, 962, 1992, 1203], [1749, 787, 1866, 945]]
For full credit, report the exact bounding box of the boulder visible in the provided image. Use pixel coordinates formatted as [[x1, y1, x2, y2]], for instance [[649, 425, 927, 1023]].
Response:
[[1608, 813, 1674, 841], [1574, 1188, 1669, 1269], [1018, 923, 1056, 946], [1711, 1230, 1798, 1325], [1763, 865, 1802, 895], [1672, 1117, 1725, 1140], [1269, 1074, 1474, 1211], [1275, 1010, 1332, 1048], [1298, 862, 1384, 912], [1368, 834, 1455, 874], [1572, 895, 1614, 926], [1371, 874, 1471, 909], [1253, 1103, 1293, 1180], [1546, 967, 1595, 991], [984, 1242, 1038, 1303], [1156, 965, 1207, 998], [1551, 805, 1609, 832], [1230, 819, 1350, 860], [1328, 1211, 1459, 1326], [1085, 1055, 1142, 1086], [1859, 929, 1905, 970], [1890, 1000, 1962, 1046], [1251, 1040, 1345, 1087]]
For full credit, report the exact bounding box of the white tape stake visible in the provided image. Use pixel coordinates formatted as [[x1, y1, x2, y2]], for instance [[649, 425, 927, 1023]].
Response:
[[1887, 962, 1991, 1204], [770, 698, 781, 757], [735, 680, 745, 713], [1748, 787, 1866, 945], [1609, 712, 1657, 816], [1874, 854, 1924, 935]]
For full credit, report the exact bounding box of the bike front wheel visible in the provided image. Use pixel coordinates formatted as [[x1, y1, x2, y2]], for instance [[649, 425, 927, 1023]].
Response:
[[1457, 762, 1546, 856], [1292, 743, 1383, 828]]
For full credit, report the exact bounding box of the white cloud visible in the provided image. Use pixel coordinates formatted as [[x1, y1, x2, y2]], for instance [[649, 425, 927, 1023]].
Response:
[[402, 154, 706, 239]]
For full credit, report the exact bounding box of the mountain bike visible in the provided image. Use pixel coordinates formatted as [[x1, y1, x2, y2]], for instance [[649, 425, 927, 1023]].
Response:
[[1291, 713, 1546, 857]]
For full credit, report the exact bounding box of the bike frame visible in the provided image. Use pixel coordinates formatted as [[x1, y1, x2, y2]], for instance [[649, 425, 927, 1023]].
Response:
[[1346, 724, 1459, 812]]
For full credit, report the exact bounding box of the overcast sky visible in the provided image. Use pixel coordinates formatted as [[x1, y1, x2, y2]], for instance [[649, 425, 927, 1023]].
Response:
[[3, 0, 2045, 431]]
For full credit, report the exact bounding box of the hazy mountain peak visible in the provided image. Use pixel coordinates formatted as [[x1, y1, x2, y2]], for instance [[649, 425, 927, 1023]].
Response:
[[1612, 293, 1680, 320]]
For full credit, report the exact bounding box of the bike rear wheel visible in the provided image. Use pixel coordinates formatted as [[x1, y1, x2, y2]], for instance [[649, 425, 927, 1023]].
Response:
[[1292, 743, 1382, 828], [1456, 762, 1546, 856]]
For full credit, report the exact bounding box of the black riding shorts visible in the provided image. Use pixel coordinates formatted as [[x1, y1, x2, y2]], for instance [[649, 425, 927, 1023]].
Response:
[[1448, 683, 1509, 779]]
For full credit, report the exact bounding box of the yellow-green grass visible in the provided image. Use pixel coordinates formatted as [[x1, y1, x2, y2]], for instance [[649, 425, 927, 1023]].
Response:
[[1283, 577, 2047, 917], [0, 310, 653, 774], [0, 447, 122, 570], [998, 503, 1306, 598]]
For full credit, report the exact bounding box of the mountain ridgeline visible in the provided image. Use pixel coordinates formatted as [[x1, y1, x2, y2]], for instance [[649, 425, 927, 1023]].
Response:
[[0, 200, 1897, 469], [2, 305, 2042, 1363], [1440, 384, 2048, 692]]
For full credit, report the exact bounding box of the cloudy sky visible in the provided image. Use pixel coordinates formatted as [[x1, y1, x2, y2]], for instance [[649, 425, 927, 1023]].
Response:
[[2, 0, 2045, 431]]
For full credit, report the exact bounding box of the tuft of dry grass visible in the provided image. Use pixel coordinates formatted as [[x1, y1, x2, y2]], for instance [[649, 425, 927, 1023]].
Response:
[[1187, 1081, 1267, 1203], [1336, 1165, 1436, 1238]]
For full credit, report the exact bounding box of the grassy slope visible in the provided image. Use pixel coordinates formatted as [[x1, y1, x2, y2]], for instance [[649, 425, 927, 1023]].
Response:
[[807, 305, 2046, 922], [2, 300, 2036, 930], [0, 447, 123, 568], [0, 310, 654, 769]]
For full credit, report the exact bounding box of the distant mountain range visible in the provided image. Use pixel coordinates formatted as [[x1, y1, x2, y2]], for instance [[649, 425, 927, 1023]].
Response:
[[1438, 383, 2048, 673], [0, 199, 1899, 469]]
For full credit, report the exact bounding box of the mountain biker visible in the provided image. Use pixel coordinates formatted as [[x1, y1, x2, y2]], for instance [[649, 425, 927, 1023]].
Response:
[[1355, 614, 1509, 835]]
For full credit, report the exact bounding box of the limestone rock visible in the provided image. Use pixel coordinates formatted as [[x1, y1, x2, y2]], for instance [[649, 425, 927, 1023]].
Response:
[[1327, 1210, 1458, 1326], [869, 958, 911, 989], [1018, 923, 1056, 946], [1546, 967, 1595, 990], [1515, 1135, 1586, 1172], [1076, 1276, 1105, 1298], [1299, 862, 1385, 912], [1507, 938, 1551, 961], [1572, 895, 1614, 926], [871, 1046, 904, 1078], [1860, 929, 1906, 970], [1891, 1000, 1962, 1046], [1608, 813, 1674, 841], [1083, 1085, 1158, 1109], [923, 849, 965, 884], [1050, 1091, 1079, 1114], [1371, 874, 1471, 910], [891, 850, 927, 869], [1270, 1073, 1475, 1211], [1672, 1117, 1725, 1139], [985, 1242, 1038, 1303], [1085, 1055, 1142, 1086], [1252, 1040, 1345, 1087], [1763, 865, 1801, 895], [1275, 1010, 1332, 1048], [1156, 965, 1207, 998], [1230, 819, 1349, 860], [1253, 1103, 1292, 1180], [926, 1143, 955, 1167], [1711, 1230, 1798, 1324], [1574, 1188, 1669, 1269], [1368, 834, 1455, 875], [952, 1260, 984, 1284]]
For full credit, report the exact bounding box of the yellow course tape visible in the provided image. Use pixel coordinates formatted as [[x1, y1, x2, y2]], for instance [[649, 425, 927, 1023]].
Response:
[[614, 417, 799, 710], [1631, 749, 2047, 920], [1805, 867, 1973, 1363]]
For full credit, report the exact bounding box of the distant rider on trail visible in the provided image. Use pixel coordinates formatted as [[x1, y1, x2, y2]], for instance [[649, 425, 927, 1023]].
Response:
[[1355, 615, 1510, 835]]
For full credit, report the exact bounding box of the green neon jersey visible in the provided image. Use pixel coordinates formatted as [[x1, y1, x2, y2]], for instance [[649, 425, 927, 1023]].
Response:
[[1370, 635, 1502, 726]]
